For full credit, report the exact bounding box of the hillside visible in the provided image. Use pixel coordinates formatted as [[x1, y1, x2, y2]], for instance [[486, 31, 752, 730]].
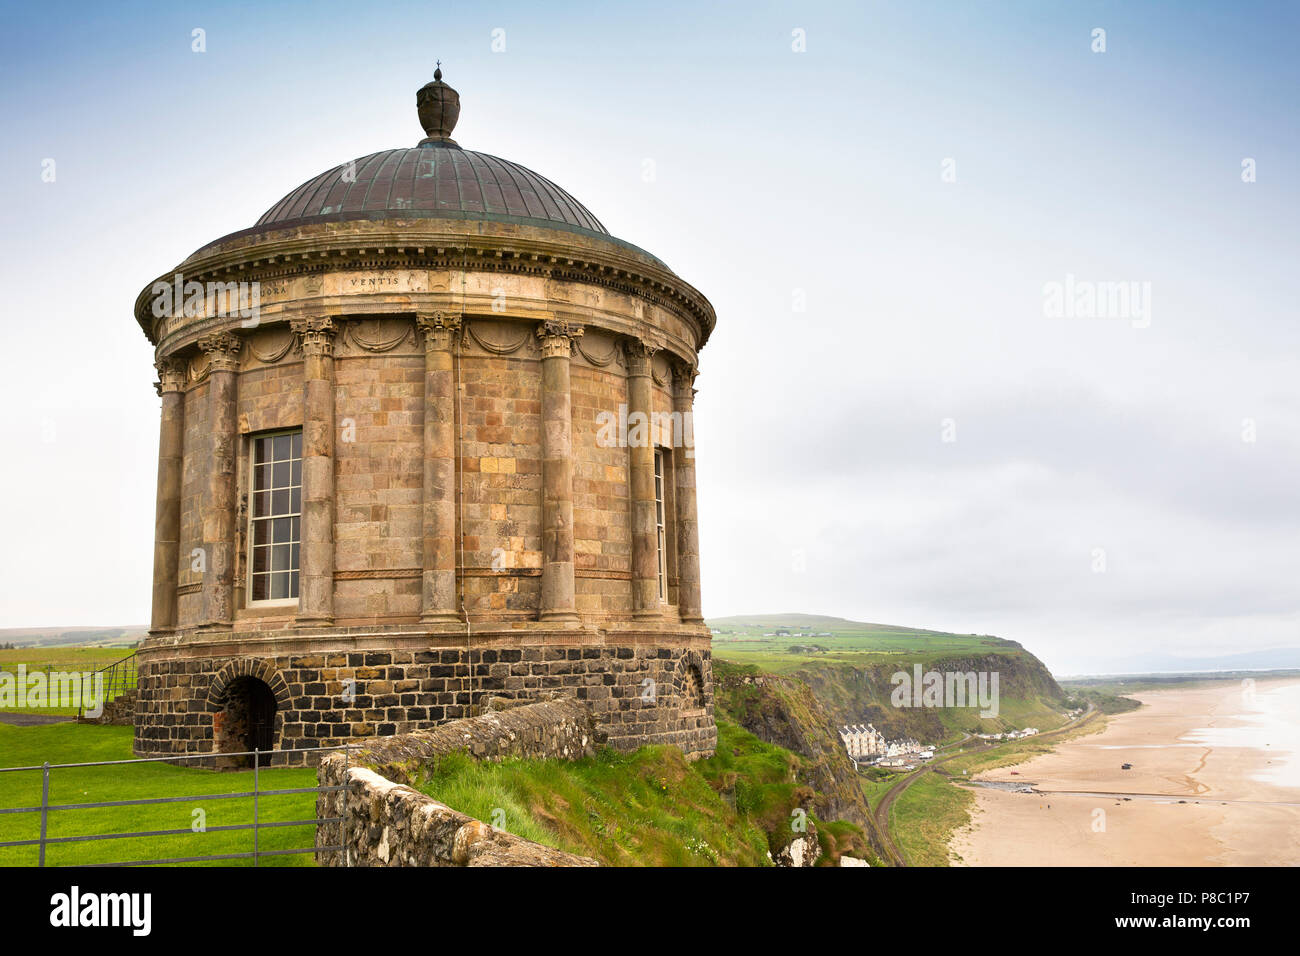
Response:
[[709, 615, 1026, 673], [0, 626, 145, 650], [709, 614, 1067, 743]]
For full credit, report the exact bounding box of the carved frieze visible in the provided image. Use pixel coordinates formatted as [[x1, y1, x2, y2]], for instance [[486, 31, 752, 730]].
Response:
[[464, 320, 535, 356], [346, 317, 414, 354]]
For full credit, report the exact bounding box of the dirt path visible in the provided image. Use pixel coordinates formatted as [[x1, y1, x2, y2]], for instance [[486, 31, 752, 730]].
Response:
[[0, 713, 74, 726]]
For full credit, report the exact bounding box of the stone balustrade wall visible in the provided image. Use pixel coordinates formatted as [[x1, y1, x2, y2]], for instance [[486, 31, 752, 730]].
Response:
[[315, 696, 601, 866]]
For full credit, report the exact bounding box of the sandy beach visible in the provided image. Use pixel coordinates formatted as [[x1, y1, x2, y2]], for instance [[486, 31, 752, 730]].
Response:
[[949, 678, 1300, 866]]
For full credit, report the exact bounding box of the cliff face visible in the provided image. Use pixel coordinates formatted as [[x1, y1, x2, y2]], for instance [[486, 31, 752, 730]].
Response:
[[711, 647, 1067, 865], [713, 661, 884, 857], [791, 652, 1067, 743]]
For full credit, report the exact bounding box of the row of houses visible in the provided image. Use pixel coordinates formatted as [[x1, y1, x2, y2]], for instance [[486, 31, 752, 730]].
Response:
[[839, 724, 931, 766], [974, 727, 1039, 741]]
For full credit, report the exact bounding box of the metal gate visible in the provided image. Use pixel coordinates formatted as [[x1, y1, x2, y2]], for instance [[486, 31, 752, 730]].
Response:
[[0, 745, 350, 867]]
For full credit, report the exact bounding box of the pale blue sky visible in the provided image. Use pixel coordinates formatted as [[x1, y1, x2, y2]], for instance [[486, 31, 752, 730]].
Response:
[[1, 1, 1296, 673]]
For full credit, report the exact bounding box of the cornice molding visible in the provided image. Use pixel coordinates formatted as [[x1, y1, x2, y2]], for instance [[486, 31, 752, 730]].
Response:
[[134, 226, 715, 351]]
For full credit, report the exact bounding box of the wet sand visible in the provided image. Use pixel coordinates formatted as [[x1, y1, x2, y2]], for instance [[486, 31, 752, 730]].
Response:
[[949, 678, 1300, 866]]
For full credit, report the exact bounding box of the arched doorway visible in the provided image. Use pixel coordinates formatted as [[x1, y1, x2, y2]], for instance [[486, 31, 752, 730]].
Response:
[[215, 676, 278, 766]]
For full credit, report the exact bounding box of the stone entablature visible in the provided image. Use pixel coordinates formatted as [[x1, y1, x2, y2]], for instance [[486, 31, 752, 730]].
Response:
[[134, 219, 715, 361]]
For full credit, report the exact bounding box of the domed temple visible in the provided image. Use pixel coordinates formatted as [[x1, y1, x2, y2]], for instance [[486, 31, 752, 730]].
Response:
[[132, 69, 717, 764]]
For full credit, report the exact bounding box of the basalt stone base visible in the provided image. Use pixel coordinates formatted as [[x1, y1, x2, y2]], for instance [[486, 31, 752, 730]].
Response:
[[132, 625, 716, 767]]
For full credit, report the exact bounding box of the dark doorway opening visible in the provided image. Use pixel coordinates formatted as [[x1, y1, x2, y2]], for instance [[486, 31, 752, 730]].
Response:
[[215, 676, 278, 767]]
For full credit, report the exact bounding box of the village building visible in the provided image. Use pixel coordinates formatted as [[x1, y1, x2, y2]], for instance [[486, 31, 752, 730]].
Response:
[[839, 723, 887, 759]]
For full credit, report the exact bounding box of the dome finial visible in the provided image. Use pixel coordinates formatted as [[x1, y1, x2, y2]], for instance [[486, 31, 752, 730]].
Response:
[[417, 63, 460, 147]]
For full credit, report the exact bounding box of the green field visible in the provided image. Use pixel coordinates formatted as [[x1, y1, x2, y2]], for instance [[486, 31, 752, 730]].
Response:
[[0, 723, 319, 866], [707, 614, 1024, 673], [0, 647, 137, 715], [889, 771, 974, 867]]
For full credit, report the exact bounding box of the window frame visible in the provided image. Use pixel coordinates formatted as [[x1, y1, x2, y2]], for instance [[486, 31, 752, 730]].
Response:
[[245, 428, 303, 608]]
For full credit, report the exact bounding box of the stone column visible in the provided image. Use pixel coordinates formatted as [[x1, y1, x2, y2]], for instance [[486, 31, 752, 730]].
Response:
[[672, 361, 704, 624], [197, 332, 241, 629], [418, 311, 462, 623], [625, 337, 661, 619], [149, 357, 187, 633], [537, 320, 583, 623], [293, 317, 337, 626]]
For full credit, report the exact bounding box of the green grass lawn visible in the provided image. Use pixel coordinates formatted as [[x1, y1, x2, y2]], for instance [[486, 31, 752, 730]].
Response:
[[889, 771, 974, 867], [0, 723, 319, 866]]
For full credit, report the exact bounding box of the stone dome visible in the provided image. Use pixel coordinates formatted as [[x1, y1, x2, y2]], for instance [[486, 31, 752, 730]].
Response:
[[254, 145, 609, 238]]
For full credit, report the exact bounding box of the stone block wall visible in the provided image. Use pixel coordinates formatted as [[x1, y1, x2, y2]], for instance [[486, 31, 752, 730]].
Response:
[[77, 691, 136, 727], [570, 359, 633, 616], [315, 698, 601, 866], [134, 635, 716, 765]]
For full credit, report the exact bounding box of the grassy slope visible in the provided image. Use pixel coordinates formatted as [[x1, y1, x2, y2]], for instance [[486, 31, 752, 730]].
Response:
[[711, 660, 880, 842], [415, 720, 878, 866], [0, 723, 318, 866]]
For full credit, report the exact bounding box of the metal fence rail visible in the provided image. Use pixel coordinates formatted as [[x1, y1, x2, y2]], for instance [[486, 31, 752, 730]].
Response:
[[77, 651, 139, 718], [0, 744, 351, 867]]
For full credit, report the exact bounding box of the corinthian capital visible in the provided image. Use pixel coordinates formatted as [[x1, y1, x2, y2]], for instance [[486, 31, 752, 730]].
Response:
[[416, 311, 462, 352], [622, 336, 659, 377], [154, 355, 188, 396], [536, 319, 584, 359], [671, 359, 698, 404], [291, 316, 337, 357], [197, 331, 242, 373]]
